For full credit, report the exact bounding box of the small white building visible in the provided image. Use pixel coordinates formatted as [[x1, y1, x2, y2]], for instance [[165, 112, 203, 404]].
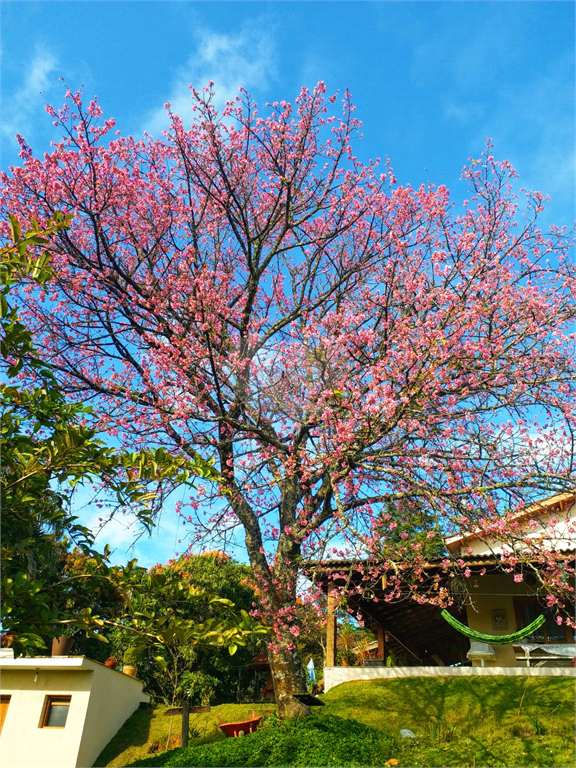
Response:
[[0, 656, 149, 768]]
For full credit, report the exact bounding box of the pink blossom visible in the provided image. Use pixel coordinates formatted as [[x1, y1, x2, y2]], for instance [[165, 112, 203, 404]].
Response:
[[2, 84, 575, 700]]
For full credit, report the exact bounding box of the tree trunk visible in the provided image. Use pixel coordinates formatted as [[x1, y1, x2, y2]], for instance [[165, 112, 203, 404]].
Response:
[[268, 640, 311, 719], [240, 499, 309, 719]]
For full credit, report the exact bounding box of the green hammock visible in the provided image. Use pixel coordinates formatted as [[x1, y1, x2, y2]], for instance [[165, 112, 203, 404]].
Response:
[[440, 609, 546, 645]]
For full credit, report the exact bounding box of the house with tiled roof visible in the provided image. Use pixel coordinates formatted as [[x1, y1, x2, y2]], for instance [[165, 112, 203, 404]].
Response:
[[310, 492, 575, 691]]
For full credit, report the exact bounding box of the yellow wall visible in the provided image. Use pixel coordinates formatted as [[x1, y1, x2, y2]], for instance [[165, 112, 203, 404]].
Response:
[[0, 669, 91, 768], [464, 574, 532, 666]]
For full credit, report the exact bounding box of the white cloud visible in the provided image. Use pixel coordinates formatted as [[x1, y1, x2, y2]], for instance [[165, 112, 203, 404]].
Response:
[[507, 61, 575, 209], [399, 5, 574, 221], [79, 505, 183, 568], [143, 22, 277, 137], [67, 481, 178, 567], [462, 55, 575, 226], [442, 99, 485, 125], [86, 510, 142, 551], [1, 44, 59, 145]]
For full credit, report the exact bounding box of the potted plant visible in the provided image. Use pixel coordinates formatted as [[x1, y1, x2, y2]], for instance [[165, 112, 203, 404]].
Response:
[[121, 646, 140, 677], [364, 652, 383, 667], [337, 649, 356, 667], [106, 630, 138, 675], [51, 631, 75, 656], [337, 621, 361, 667], [0, 635, 15, 658], [122, 664, 138, 677]]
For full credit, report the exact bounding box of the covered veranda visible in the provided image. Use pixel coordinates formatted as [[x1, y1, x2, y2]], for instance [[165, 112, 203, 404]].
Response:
[[310, 554, 576, 692]]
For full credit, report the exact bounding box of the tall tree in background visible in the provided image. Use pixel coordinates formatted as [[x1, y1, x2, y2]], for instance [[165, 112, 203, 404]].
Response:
[[1, 84, 574, 716], [374, 498, 447, 561], [103, 552, 264, 704]]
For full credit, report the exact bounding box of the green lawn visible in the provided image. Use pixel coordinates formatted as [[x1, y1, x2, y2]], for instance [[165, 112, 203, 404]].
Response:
[[95, 676, 576, 768], [320, 676, 576, 768], [93, 703, 277, 767]]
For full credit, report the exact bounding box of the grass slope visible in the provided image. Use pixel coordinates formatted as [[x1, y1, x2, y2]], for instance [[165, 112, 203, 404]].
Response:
[[93, 703, 276, 768], [97, 676, 576, 768], [320, 676, 576, 768], [129, 714, 396, 768]]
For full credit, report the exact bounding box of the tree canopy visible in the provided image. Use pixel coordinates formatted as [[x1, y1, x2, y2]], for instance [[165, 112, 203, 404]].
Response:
[[102, 552, 266, 704], [1, 83, 574, 714]]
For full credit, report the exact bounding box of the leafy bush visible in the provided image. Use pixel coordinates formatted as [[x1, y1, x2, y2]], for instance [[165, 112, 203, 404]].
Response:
[[128, 713, 397, 767], [177, 670, 220, 706], [336, 649, 357, 666], [105, 552, 266, 705]]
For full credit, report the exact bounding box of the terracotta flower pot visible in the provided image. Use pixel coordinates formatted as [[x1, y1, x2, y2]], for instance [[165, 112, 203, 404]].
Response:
[[104, 656, 119, 669], [52, 636, 74, 656], [122, 664, 137, 677]]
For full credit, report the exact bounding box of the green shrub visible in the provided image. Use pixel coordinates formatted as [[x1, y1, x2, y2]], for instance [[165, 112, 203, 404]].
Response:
[[127, 713, 397, 767], [177, 670, 220, 706]]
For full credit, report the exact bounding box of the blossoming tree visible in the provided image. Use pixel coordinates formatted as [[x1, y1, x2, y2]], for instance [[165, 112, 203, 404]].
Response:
[[1, 83, 575, 716]]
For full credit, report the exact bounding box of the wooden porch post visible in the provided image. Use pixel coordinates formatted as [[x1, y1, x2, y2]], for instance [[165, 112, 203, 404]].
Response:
[[376, 623, 386, 663], [181, 698, 190, 749], [326, 585, 337, 666]]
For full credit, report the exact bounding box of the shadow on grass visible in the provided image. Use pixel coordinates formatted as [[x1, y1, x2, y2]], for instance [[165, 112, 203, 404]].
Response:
[[94, 702, 278, 768], [321, 675, 575, 768], [95, 680, 575, 768], [323, 676, 573, 727], [93, 706, 156, 767]]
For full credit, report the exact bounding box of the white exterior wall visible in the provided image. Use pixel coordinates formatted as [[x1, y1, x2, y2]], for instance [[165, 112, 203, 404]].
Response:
[[323, 664, 576, 692], [0, 668, 91, 768], [0, 658, 149, 768], [447, 500, 576, 557], [76, 662, 149, 768]]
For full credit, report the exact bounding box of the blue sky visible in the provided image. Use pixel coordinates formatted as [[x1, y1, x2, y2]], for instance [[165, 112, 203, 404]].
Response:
[[2, 1, 575, 567]]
